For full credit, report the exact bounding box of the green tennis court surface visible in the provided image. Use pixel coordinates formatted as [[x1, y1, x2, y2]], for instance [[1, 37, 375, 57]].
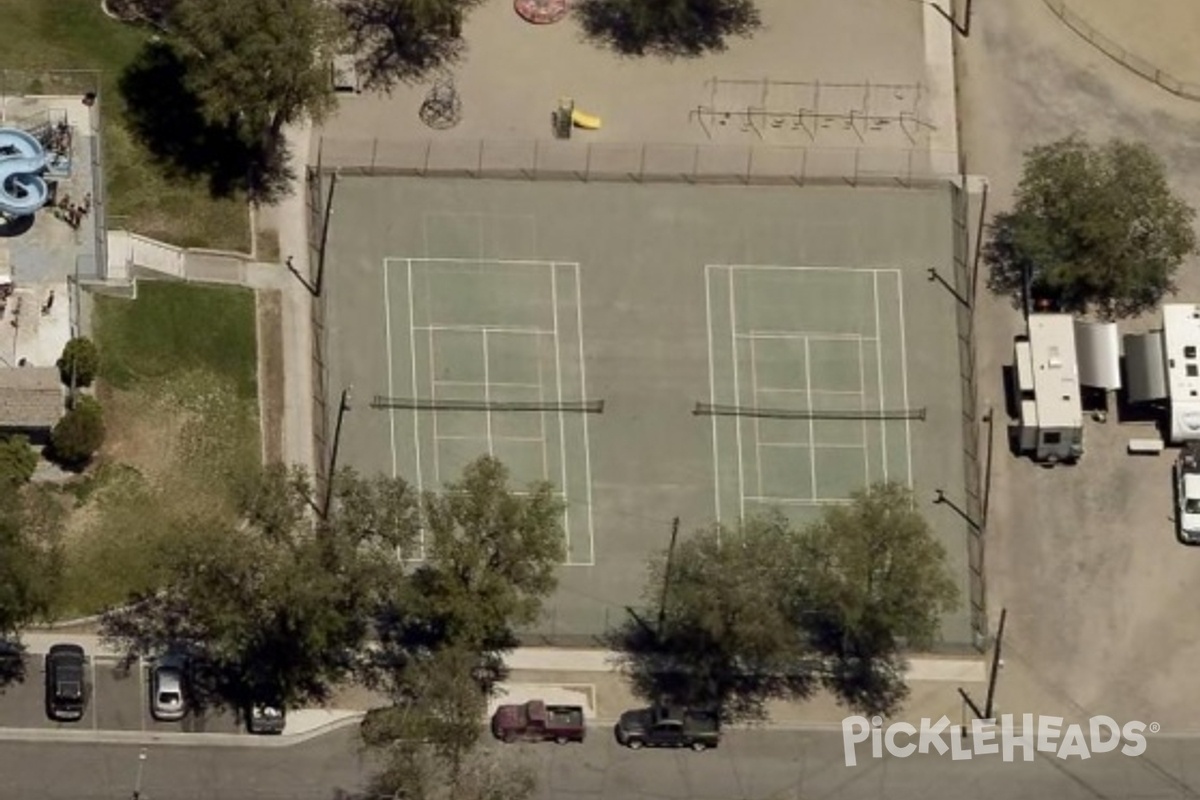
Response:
[[322, 177, 973, 647]]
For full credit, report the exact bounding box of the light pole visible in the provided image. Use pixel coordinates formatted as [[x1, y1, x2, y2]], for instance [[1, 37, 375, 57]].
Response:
[[132, 748, 147, 800], [321, 385, 353, 520]]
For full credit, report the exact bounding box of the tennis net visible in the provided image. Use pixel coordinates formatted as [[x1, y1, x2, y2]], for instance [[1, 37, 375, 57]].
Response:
[[693, 403, 926, 421], [371, 396, 605, 413]]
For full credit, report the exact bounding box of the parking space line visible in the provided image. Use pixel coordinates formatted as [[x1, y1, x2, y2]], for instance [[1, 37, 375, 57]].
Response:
[[139, 657, 145, 732], [90, 656, 97, 732], [550, 266, 572, 557], [705, 266, 722, 525], [573, 263, 596, 566]]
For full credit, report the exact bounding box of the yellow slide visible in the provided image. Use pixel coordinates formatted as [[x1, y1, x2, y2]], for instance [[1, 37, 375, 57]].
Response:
[[570, 108, 602, 130]]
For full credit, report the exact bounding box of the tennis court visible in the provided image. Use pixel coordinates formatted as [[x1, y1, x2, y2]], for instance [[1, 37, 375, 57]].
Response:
[[705, 265, 915, 523], [378, 257, 595, 564], [321, 177, 973, 646]]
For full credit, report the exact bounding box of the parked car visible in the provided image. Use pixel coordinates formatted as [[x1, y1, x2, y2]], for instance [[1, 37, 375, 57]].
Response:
[[1177, 442, 1200, 543], [45, 644, 86, 722], [614, 705, 720, 751], [247, 702, 286, 735], [150, 656, 188, 722], [491, 700, 586, 744]]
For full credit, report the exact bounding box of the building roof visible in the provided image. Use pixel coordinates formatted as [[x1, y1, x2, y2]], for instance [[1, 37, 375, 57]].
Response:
[[0, 367, 65, 429], [1027, 313, 1082, 430]]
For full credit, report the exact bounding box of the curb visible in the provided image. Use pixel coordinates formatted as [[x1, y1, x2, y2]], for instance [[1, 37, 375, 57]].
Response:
[[0, 713, 365, 748]]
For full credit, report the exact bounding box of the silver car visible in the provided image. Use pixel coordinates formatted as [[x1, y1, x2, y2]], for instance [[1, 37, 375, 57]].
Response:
[[150, 657, 187, 722]]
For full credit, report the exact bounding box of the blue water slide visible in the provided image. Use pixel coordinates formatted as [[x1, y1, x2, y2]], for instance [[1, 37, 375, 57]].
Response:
[[0, 127, 50, 218]]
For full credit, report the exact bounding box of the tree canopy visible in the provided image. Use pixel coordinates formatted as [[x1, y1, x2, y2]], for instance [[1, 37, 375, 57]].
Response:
[[100, 464, 419, 712], [342, 0, 485, 90], [575, 0, 761, 58], [986, 136, 1197, 319], [609, 482, 959, 719], [57, 337, 100, 389], [50, 396, 105, 469]]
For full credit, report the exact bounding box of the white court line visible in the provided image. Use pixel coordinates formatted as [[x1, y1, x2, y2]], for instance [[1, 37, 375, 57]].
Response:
[[482, 331, 494, 456], [737, 331, 877, 342], [427, 305, 442, 487], [434, 379, 545, 390], [896, 273, 915, 488], [412, 257, 576, 267], [491, 435, 547, 444], [727, 268, 746, 522], [536, 339, 550, 481], [750, 335, 764, 499], [755, 387, 865, 397], [550, 265, 573, 559], [574, 263, 597, 566], [705, 266, 721, 524], [436, 434, 499, 443], [414, 323, 553, 336], [383, 261, 398, 481], [873, 272, 888, 483], [406, 261, 425, 557], [803, 337, 817, 500], [745, 495, 856, 505], [858, 336, 870, 484], [719, 264, 902, 275], [761, 441, 867, 450]]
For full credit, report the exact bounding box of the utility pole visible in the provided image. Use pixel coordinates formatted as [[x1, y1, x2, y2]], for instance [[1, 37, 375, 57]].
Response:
[[657, 517, 680, 635], [321, 385, 353, 520], [958, 608, 1008, 723]]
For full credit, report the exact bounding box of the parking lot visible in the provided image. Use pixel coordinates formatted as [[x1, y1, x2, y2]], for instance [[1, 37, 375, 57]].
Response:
[[0, 655, 242, 735]]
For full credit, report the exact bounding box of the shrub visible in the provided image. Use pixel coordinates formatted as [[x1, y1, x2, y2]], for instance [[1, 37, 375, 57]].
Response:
[[0, 436, 37, 487], [57, 337, 101, 388], [50, 396, 106, 469]]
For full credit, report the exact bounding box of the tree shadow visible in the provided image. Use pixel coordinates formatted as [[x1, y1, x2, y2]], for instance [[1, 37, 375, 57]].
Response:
[[0, 641, 27, 693], [118, 41, 292, 202], [573, 0, 761, 59], [341, 0, 469, 92], [603, 609, 816, 724]]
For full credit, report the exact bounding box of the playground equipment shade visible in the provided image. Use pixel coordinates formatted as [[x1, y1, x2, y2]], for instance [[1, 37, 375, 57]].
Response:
[[570, 109, 602, 130], [0, 128, 50, 217]]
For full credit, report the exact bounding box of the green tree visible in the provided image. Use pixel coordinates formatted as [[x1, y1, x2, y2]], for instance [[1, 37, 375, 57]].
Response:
[[610, 483, 959, 720], [575, 0, 761, 57], [0, 436, 37, 488], [57, 337, 100, 389], [50, 396, 105, 469], [372, 455, 564, 686], [99, 464, 419, 713], [986, 136, 1197, 319], [341, 0, 485, 90], [606, 513, 817, 722], [169, 0, 342, 198], [799, 482, 960, 716]]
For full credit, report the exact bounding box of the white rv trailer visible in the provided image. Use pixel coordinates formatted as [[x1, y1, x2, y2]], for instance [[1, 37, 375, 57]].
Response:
[[1013, 313, 1084, 463], [1161, 304, 1200, 443]]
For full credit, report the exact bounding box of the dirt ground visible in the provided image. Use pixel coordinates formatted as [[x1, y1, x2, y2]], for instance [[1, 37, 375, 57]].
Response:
[[959, 0, 1200, 730]]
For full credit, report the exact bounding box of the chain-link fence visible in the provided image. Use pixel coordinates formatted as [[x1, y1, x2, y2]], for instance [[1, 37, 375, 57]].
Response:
[[1042, 0, 1200, 101], [314, 137, 960, 188], [951, 179, 987, 652], [307, 164, 331, 502]]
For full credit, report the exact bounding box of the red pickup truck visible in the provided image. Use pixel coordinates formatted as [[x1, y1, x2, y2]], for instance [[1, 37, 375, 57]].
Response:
[[491, 700, 586, 744]]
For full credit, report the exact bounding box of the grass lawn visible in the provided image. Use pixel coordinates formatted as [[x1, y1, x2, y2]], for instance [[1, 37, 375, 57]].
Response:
[[50, 282, 261, 619], [0, 0, 251, 250]]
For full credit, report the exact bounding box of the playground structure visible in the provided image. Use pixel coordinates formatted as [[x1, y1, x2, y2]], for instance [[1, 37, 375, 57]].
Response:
[[552, 98, 602, 139], [0, 127, 50, 218], [690, 77, 936, 144]]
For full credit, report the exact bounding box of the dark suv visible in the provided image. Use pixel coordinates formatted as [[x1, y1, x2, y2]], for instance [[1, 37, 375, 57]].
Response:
[[45, 644, 86, 722]]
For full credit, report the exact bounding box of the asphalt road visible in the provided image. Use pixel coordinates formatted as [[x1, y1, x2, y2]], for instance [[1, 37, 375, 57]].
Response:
[[0, 655, 243, 735], [6, 727, 1200, 800]]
